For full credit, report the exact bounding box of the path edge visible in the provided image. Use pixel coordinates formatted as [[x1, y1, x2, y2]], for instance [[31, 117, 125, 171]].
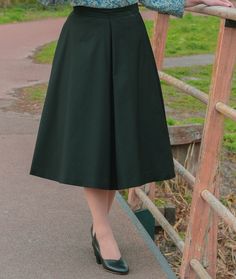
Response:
[[115, 191, 178, 279]]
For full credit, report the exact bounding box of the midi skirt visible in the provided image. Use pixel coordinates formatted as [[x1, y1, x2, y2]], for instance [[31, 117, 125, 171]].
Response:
[[29, 3, 176, 190]]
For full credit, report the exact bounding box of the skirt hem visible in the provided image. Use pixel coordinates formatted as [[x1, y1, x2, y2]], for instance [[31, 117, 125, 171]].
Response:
[[29, 169, 176, 190]]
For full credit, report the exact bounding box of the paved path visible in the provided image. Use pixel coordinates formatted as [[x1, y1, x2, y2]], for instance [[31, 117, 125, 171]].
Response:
[[0, 106, 176, 279], [0, 18, 65, 100], [0, 122, 175, 278], [0, 12, 183, 279]]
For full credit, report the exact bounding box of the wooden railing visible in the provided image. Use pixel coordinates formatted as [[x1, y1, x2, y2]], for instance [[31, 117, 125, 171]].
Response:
[[128, 4, 236, 278]]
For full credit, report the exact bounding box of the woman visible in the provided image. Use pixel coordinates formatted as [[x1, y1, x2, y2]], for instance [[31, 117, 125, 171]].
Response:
[[30, 0, 234, 275]]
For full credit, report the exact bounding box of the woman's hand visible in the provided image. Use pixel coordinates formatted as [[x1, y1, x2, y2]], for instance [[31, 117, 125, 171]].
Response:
[[184, 0, 235, 8]]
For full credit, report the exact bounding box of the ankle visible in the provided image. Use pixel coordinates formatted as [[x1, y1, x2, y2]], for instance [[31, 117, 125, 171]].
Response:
[[95, 226, 112, 240], [93, 221, 111, 234]]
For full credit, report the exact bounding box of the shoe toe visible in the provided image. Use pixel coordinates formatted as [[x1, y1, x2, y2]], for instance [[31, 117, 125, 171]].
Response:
[[103, 258, 129, 274]]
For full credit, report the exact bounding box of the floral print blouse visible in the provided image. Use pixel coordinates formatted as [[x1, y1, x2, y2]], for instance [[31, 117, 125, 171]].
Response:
[[37, 0, 186, 18]]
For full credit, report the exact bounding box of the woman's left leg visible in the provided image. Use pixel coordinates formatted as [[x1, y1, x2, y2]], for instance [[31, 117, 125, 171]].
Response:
[[107, 190, 116, 213], [83, 187, 121, 259], [90, 189, 116, 236]]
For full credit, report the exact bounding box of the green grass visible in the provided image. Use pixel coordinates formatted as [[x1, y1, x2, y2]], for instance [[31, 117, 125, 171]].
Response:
[[24, 83, 47, 102], [162, 64, 236, 110], [0, 2, 72, 24], [154, 198, 167, 207], [143, 13, 220, 57], [166, 117, 205, 126], [34, 41, 57, 64], [161, 65, 213, 113], [162, 64, 236, 152]]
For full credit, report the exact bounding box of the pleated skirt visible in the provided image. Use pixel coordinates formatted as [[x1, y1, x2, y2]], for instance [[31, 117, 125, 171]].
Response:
[[29, 3, 176, 190]]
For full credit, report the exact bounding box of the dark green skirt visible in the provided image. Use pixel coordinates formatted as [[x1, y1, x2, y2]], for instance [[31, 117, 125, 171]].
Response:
[[29, 3, 176, 190]]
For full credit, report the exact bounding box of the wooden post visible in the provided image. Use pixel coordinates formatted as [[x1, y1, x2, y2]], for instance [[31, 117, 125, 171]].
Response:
[[180, 18, 236, 278], [152, 13, 170, 70]]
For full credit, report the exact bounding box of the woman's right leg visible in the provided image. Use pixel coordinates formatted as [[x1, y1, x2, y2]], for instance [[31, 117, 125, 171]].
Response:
[[83, 187, 121, 260]]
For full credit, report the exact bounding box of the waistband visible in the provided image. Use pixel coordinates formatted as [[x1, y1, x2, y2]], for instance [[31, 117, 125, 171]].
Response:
[[72, 3, 139, 17]]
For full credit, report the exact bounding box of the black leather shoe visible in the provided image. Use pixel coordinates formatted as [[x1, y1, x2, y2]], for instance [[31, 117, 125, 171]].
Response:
[[92, 232, 129, 275]]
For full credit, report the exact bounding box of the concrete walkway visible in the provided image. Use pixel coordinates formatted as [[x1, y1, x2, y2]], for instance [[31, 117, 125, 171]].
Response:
[[0, 18, 65, 101], [0, 126, 175, 278], [0, 13, 184, 279]]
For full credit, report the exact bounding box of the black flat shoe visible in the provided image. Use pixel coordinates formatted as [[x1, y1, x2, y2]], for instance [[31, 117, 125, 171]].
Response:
[[92, 232, 129, 275]]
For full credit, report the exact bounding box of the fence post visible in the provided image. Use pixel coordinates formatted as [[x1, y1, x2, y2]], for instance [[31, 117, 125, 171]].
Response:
[[152, 13, 170, 70], [180, 18, 236, 278]]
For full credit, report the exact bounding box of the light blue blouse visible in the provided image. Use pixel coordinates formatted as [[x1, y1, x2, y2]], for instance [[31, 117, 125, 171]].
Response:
[[37, 0, 186, 18]]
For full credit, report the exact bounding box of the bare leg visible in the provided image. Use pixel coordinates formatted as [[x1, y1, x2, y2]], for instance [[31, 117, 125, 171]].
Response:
[[83, 188, 121, 259], [91, 189, 116, 234], [107, 190, 116, 213]]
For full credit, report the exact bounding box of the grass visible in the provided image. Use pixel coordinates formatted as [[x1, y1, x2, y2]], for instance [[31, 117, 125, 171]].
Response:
[[162, 64, 236, 111], [2, 83, 47, 115], [24, 83, 47, 102], [0, 2, 72, 24], [154, 198, 167, 207], [137, 12, 221, 57], [34, 41, 58, 64], [162, 64, 236, 152]]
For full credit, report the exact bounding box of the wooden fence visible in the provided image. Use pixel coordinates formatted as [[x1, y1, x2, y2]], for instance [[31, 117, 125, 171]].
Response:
[[128, 4, 236, 278]]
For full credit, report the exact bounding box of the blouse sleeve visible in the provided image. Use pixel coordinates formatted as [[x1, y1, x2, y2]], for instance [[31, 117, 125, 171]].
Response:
[[139, 0, 186, 18], [37, 0, 69, 6]]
